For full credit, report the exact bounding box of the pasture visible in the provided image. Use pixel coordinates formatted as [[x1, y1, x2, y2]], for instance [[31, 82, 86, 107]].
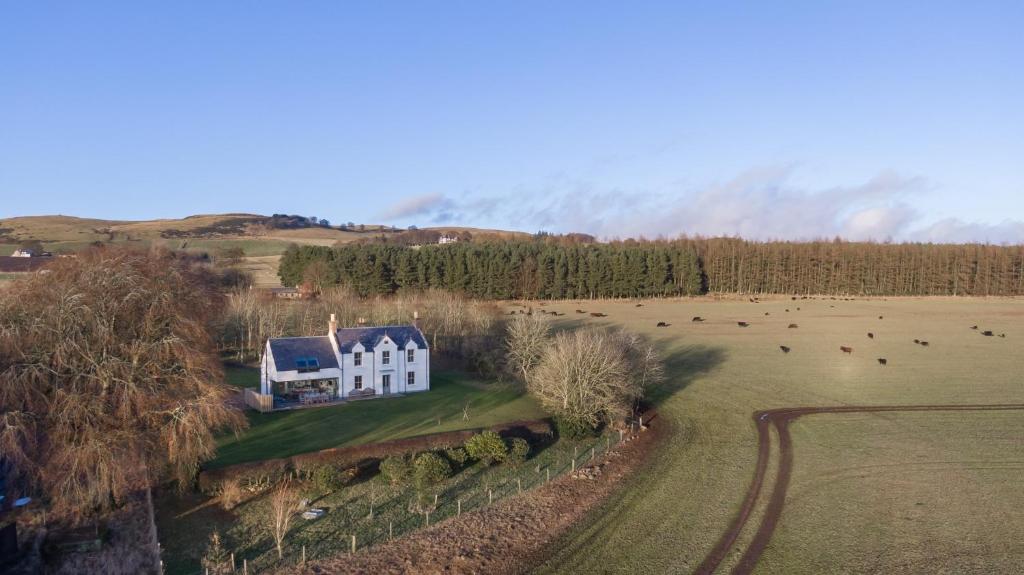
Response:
[[528, 297, 1024, 574]]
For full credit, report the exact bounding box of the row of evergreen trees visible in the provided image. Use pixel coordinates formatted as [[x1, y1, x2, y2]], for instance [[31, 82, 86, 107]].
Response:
[[278, 241, 703, 299], [278, 238, 1024, 298]]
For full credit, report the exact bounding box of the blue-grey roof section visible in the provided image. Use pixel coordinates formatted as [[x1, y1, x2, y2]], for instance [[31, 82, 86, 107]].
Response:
[[268, 336, 340, 371], [335, 325, 428, 354]]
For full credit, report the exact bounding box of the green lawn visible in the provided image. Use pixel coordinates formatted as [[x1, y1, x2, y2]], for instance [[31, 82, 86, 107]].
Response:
[[210, 371, 546, 469], [224, 364, 261, 389]]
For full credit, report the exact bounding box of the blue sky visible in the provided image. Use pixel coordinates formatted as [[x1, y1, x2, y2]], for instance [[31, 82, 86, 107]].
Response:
[[1, 1, 1022, 242]]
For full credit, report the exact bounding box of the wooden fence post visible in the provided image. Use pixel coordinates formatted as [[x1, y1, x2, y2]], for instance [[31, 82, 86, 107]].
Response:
[[302, 545, 306, 564], [517, 478, 522, 493], [591, 447, 595, 461], [434, 493, 438, 506], [351, 534, 356, 554], [571, 459, 575, 472], [243, 559, 248, 575], [231, 552, 236, 573], [457, 499, 462, 516], [389, 521, 393, 540], [546, 468, 550, 483], [488, 489, 493, 504]]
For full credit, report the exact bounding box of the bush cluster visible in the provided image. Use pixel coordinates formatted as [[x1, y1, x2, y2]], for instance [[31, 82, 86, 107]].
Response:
[[465, 431, 508, 465], [413, 453, 452, 492], [379, 455, 413, 486]]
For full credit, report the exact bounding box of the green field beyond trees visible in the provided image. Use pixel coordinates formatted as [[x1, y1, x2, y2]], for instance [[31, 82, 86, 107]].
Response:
[[279, 239, 1024, 298], [527, 296, 1024, 574]]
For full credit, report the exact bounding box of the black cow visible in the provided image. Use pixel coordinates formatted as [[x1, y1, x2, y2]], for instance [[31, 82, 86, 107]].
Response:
[[788, 323, 799, 329], [737, 322, 750, 327], [877, 358, 888, 366], [656, 322, 670, 327], [867, 332, 874, 339], [692, 316, 705, 322], [840, 346, 854, 354], [780, 346, 791, 353]]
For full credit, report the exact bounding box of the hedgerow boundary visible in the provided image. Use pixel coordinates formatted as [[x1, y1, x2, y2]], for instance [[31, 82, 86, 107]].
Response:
[[198, 419, 552, 492]]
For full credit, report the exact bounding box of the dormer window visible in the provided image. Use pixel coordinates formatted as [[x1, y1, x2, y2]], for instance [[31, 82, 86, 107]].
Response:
[[295, 356, 320, 373], [354, 352, 363, 367], [382, 350, 391, 365], [407, 348, 415, 363]]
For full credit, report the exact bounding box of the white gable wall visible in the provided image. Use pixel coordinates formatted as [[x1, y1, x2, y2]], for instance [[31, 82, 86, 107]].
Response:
[[340, 342, 374, 397]]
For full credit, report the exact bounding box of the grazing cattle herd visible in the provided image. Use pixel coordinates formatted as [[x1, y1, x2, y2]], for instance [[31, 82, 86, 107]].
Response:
[[511, 297, 1007, 371]]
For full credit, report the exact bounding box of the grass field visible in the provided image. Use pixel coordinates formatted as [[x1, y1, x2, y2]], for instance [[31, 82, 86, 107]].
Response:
[[758, 410, 1024, 573], [211, 370, 546, 469], [526, 297, 1024, 574]]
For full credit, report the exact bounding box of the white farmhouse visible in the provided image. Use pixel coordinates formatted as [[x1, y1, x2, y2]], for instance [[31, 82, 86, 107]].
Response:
[[258, 314, 430, 409]]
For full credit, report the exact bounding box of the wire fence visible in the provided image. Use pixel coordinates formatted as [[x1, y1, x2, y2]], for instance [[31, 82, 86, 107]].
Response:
[[177, 427, 634, 575]]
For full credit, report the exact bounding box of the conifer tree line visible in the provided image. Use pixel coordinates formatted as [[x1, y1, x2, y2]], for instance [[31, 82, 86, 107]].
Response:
[[278, 238, 1024, 298], [279, 241, 703, 299]]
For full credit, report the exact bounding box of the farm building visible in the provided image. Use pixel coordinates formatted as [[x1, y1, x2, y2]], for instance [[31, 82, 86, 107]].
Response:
[[0, 255, 53, 274], [257, 314, 430, 410]]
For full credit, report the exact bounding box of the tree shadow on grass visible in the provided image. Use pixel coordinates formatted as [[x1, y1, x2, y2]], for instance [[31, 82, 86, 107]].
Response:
[[646, 344, 728, 407]]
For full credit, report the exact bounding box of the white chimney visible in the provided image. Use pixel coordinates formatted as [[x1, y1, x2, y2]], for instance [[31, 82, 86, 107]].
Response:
[[329, 313, 337, 334], [413, 310, 419, 326], [357, 317, 366, 326]]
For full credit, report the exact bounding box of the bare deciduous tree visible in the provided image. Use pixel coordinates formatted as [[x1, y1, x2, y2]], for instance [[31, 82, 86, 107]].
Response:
[[267, 479, 303, 559], [0, 248, 247, 520], [505, 313, 551, 382], [527, 328, 660, 428]]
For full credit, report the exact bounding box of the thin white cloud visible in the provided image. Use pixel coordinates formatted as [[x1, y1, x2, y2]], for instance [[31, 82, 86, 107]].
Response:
[[378, 193, 454, 220], [380, 168, 1024, 244]]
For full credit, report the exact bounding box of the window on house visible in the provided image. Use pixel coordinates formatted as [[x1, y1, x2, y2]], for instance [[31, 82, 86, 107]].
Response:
[[407, 348, 415, 363], [382, 350, 391, 365], [354, 375, 363, 390], [354, 352, 362, 367], [407, 371, 415, 386], [295, 357, 320, 373]]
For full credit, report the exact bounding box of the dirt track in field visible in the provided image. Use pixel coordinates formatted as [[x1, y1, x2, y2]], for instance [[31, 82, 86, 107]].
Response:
[[696, 404, 1024, 575]]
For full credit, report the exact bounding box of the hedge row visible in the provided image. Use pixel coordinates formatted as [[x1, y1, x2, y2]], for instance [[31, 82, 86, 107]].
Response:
[[198, 419, 553, 492]]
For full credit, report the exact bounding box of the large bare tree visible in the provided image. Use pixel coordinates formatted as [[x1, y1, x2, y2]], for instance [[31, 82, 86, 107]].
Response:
[[527, 328, 658, 429], [0, 248, 246, 520], [504, 313, 550, 382]]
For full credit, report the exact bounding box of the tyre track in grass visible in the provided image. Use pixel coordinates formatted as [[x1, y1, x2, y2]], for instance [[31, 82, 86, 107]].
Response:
[[697, 404, 1024, 575]]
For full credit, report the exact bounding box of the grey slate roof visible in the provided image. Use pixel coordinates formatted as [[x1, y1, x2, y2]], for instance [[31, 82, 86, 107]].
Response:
[[334, 325, 428, 353], [268, 336, 339, 371]]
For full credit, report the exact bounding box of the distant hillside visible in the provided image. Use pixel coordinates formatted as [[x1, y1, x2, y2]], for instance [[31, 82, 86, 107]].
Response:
[[0, 214, 534, 287], [0, 214, 396, 255]]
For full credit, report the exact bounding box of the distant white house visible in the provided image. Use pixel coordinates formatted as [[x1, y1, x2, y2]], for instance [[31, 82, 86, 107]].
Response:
[[437, 234, 459, 244], [258, 314, 430, 409]]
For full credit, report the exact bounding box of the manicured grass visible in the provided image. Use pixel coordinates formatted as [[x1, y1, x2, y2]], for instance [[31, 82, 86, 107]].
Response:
[[531, 297, 1024, 574], [210, 371, 547, 469], [224, 364, 260, 389]]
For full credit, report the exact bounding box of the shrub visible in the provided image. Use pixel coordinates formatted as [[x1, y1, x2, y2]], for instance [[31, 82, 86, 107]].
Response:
[[379, 455, 412, 486], [554, 415, 597, 440], [505, 437, 530, 466], [444, 446, 469, 467], [312, 463, 357, 493], [413, 452, 452, 492], [465, 431, 507, 465], [219, 477, 245, 510]]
